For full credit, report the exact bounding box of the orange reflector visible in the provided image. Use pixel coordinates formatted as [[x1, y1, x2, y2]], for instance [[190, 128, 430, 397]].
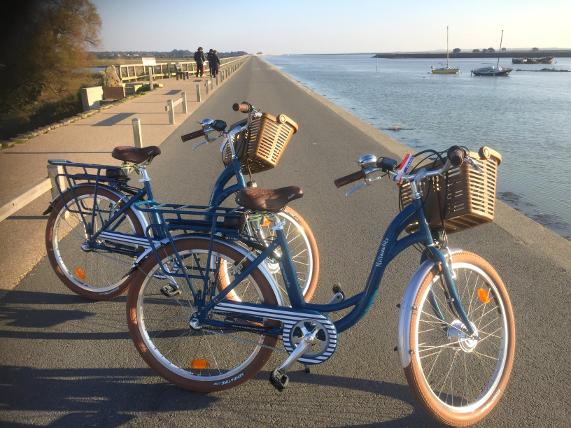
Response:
[[190, 359, 209, 369], [261, 217, 272, 228], [477, 288, 491, 304], [74, 267, 86, 280]]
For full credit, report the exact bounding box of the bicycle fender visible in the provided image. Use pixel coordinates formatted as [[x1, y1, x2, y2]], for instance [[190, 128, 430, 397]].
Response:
[[397, 248, 462, 368], [133, 235, 285, 307]]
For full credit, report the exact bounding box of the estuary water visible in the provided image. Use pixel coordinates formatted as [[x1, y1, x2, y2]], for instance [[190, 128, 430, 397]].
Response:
[[265, 54, 571, 239]]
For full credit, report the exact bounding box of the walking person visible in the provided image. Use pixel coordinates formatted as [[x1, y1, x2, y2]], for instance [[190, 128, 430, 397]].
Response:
[[208, 49, 220, 78], [194, 47, 205, 77]]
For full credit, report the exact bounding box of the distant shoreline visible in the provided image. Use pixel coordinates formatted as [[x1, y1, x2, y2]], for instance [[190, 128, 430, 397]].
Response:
[[374, 49, 571, 58]]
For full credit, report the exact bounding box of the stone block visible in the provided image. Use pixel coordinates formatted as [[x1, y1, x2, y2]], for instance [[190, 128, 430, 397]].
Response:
[[80, 86, 103, 111]]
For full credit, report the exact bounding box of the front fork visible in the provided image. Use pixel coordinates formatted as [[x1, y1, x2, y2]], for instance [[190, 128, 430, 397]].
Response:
[[425, 247, 476, 336]]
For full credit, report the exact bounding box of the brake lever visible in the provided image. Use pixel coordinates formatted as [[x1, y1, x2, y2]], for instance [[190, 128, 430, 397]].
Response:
[[465, 157, 483, 173], [345, 181, 367, 197]]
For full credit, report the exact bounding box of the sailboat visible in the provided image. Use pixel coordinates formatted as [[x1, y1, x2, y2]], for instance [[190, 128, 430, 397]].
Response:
[[431, 26, 459, 74], [472, 30, 513, 76]]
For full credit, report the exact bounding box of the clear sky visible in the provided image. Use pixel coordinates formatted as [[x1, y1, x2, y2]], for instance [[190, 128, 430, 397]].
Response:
[[93, 0, 571, 53]]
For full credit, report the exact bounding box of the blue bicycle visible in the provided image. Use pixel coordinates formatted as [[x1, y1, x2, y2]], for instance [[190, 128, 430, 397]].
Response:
[[44, 102, 319, 301], [126, 145, 515, 426]]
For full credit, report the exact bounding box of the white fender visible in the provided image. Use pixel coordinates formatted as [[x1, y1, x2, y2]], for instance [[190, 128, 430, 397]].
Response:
[[134, 236, 285, 307], [397, 248, 462, 368]]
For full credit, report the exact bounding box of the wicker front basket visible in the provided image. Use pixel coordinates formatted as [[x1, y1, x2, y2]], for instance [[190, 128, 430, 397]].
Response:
[[399, 146, 502, 233], [223, 112, 298, 174]]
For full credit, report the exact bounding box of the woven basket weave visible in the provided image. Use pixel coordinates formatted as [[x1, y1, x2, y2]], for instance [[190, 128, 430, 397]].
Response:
[[223, 113, 298, 174], [399, 146, 502, 233]]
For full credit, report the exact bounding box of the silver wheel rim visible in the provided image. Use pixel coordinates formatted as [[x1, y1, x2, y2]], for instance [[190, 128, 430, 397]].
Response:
[[276, 211, 314, 296], [52, 194, 136, 293], [414, 262, 509, 413], [136, 249, 267, 382]]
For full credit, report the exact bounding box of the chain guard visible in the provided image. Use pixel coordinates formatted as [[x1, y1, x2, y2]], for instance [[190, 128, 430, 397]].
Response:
[[214, 301, 338, 365]]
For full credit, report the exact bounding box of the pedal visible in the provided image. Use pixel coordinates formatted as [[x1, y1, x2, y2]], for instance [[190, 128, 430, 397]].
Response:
[[160, 284, 181, 297], [270, 323, 318, 390], [327, 283, 345, 304], [269, 369, 289, 391]]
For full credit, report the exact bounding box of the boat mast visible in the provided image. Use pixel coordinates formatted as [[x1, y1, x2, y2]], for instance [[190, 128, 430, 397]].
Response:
[[446, 26, 449, 68], [497, 29, 504, 68]]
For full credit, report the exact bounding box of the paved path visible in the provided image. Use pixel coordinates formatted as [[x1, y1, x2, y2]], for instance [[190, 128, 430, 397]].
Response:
[[0, 57, 570, 427], [0, 62, 242, 290]]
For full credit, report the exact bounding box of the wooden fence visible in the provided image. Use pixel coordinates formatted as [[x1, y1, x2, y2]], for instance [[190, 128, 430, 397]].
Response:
[[115, 55, 249, 82]]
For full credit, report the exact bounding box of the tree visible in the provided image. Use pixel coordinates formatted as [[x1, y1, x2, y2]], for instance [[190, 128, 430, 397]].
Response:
[[452, 48, 461, 54], [532, 47, 539, 51], [0, 0, 101, 113], [473, 49, 480, 53], [501, 47, 507, 52], [487, 47, 495, 53]]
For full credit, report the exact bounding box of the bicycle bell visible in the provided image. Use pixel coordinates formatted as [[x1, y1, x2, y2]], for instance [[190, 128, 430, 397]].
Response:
[[357, 154, 377, 169]]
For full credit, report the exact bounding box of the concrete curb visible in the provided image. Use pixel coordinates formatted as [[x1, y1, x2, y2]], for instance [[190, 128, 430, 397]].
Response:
[[261, 57, 571, 271]]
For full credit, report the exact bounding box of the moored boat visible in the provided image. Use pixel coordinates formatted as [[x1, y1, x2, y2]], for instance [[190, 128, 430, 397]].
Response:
[[472, 65, 512, 76], [472, 30, 512, 77], [431, 26, 459, 75]]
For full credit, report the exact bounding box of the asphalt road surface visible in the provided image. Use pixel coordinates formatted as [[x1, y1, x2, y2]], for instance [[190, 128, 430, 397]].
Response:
[[1, 57, 569, 427]]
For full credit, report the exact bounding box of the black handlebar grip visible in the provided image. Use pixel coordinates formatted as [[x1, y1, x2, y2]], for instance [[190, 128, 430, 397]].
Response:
[[232, 102, 252, 113], [447, 146, 466, 167], [181, 129, 205, 142], [334, 170, 366, 188], [377, 157, 398, 172]]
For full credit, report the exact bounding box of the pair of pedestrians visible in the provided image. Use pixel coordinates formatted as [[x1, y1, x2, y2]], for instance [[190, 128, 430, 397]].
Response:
[[194, 47, 220, 78]]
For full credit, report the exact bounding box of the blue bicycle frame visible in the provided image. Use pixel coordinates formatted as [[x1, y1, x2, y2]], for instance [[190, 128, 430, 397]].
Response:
[[198, 195, 474, 336], [52, 155, 252, 255]]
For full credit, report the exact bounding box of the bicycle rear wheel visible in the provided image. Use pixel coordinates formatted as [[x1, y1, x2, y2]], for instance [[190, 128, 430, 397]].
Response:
[[127, 237, 279, 392], [405, 251, 515, 426], [244, 206, 320, 302], [45, 185, 144, 300]]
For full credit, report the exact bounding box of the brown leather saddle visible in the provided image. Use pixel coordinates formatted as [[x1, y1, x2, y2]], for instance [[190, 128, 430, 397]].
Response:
[[112, 146, 161, 164], [235, 186, 303, 212]]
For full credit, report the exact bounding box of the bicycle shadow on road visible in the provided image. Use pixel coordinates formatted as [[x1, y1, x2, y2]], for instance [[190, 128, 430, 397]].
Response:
[[257, 370, 443, 428], [0, 365, 219, 426], [0, 290, 127, 338]]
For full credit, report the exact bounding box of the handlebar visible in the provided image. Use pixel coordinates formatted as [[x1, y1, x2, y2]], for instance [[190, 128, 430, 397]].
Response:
[[181, 129, 205, 142], [447, 146, 467, 167], [233, 101, 253, 113], [334, 170, 366, 188], [334, 146, 472, 191]]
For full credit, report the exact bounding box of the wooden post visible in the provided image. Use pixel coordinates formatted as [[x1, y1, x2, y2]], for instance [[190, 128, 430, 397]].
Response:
[[205, 81, 209, 95], [182, 91, 188, 114], [132, 118, 143, 147], [196, 83, 202, 102], [215, 75, 219, 86], [168, 100, 175, 125], [148, 67, 154, 91]]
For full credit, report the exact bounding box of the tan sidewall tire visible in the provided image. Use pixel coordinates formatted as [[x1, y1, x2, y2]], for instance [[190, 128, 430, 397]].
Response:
[[282, 206, 320, 302], [127, 237, 279, 392], [404, 251, 516, 427], [45, 185, 143, 301]]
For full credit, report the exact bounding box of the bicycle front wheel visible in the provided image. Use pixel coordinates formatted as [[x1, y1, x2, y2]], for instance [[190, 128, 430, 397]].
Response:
[[45, 185, 144, 300], [405, 251, 515, 426], [127, 237, 279, 392]]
